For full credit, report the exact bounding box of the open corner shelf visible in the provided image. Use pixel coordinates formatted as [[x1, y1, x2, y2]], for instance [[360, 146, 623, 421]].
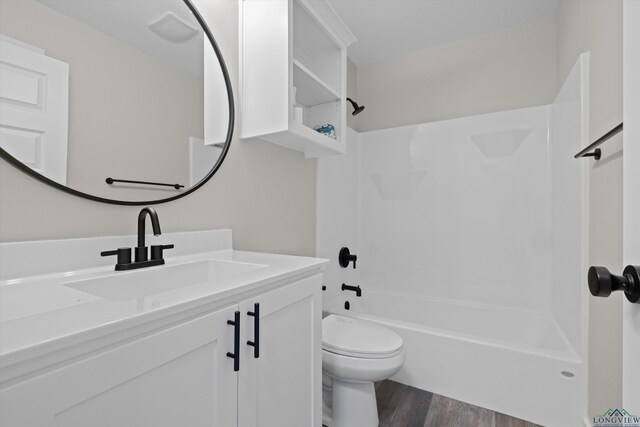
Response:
[[262, 121, 346, 159], [292, 59, 339, 106]]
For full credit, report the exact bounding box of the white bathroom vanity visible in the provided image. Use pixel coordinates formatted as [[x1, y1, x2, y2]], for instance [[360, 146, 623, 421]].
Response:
[[0, 230, 328, 427]]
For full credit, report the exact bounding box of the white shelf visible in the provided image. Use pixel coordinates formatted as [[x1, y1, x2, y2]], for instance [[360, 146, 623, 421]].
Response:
[[262, 120, 345, 158], [292, 0, 342, 91], [293, 59, 339, 106]]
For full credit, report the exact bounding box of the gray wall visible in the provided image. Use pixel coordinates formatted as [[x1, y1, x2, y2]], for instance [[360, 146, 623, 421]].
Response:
[[0, 0, 317, 256], [354, 15, 558, 132]]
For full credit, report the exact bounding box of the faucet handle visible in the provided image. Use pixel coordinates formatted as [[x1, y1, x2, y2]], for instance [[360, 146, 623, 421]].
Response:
[[101, 247, 132, 266], [150, 244, 174, 261], [134, 246, 148, 263]]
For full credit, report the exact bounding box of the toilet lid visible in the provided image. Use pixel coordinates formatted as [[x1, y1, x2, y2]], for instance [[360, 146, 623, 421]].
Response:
[[322, 314, 403, 358]]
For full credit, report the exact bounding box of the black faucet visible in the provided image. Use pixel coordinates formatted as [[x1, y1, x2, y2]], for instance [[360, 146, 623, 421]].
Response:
[[135, 207, 162, 262], [341, 283, 362, 297], [101, 207, 174, 271]]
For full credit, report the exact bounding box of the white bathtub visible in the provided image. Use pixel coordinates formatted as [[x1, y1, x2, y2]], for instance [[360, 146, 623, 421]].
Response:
[[325, 291, 586, 427]]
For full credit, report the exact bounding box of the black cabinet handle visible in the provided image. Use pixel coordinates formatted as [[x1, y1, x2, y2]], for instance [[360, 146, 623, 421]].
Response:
[[227, 311, 240, 371], [247, 303, 260, 358], [588, 265, 640, 304]]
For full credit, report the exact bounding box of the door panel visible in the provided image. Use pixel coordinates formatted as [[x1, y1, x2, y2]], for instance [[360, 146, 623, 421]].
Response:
[[0, 305, 238, 427], [238, 275, 323, 427]]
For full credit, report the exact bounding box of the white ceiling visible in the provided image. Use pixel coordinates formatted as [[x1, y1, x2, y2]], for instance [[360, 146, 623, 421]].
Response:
[[36, 0, 560, 74], [326, 0, 560, 66], [37, 0, 205, 77]]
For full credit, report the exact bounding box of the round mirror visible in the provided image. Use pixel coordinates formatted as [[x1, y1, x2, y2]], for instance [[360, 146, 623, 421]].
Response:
[[0, 0, 233, 205]]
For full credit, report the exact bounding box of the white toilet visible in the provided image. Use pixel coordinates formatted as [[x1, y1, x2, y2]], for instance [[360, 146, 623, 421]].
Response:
[[322, 314, 405, 427]]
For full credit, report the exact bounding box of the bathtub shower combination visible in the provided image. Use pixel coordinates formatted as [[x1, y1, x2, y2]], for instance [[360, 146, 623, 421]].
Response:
[[317, 55, 590, 426]]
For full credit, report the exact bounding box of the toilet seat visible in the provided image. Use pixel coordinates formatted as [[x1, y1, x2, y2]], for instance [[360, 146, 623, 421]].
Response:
[[322, 314, 403, 359]]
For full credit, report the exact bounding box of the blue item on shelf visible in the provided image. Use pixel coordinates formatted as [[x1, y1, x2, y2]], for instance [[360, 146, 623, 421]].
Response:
[[314, 124, 336, 139]]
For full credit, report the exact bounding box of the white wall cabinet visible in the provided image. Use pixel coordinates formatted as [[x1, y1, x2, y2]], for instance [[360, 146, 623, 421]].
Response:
[[239, 0, 356, 158], [0, 274, 323, 427]]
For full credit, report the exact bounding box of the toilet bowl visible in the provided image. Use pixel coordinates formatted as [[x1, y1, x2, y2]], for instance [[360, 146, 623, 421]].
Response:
[[322, 314, 405, 427]]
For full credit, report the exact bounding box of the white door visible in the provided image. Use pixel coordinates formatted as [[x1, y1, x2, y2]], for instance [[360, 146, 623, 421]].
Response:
[[0, 36, 69, 184], [238, 275, 323, 427], [0, 306, 239, 427], [623, 0, 640, 415]]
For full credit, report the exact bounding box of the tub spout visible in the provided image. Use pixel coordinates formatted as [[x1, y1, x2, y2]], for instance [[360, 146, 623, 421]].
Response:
[[342, 283, 362, 297]]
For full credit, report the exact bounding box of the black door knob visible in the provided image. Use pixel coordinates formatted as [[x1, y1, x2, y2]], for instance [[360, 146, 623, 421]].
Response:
[[588, 265, 640, 304], [588, 266, 613, 297]]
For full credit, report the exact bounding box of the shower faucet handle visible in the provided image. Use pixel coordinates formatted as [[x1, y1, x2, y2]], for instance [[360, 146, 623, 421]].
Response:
[[339, 247, 357, 269], [588, 265, 640, 304]]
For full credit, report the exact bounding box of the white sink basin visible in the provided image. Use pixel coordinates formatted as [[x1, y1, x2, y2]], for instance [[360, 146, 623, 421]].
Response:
[[65, 259, 267, 302]]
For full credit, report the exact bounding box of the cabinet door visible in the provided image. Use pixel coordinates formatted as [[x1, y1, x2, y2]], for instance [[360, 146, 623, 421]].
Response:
[[0, 305, 239, 427], [238, 274, 323, 427]]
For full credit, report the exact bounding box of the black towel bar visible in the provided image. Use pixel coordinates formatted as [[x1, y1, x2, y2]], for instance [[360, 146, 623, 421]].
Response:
[[574, 123, 623, 160], [106, 178, 184, 190]]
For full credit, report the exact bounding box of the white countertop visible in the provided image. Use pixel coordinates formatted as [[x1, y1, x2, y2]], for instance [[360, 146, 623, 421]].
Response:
[[0, 230, 328, 367]]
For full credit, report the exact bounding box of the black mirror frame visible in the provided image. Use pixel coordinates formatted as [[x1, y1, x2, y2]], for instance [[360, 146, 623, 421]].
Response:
[[0, 0, 234, 206]]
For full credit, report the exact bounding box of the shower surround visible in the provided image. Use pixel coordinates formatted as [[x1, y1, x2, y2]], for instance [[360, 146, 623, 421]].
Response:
[[317, 55, 589, 426]]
